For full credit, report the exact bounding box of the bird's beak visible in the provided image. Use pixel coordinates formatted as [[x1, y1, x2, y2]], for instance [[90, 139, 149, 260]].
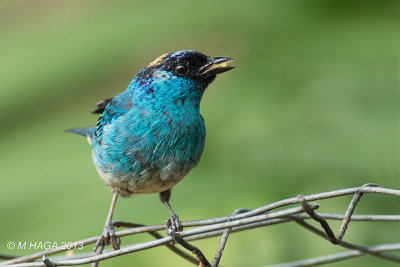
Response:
[[198, 57, 235, 76]]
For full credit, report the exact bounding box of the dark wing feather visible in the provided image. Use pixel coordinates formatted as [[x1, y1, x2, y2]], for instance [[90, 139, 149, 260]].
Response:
[[91, 97, 114, 114]]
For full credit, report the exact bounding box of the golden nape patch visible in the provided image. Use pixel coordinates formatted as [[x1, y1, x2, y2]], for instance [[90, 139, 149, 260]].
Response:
[[147, 53, 168, 67]]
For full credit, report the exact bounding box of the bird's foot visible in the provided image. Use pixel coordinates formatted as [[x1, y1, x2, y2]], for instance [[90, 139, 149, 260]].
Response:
[[94, 224, 120, 251], [166, 214, 183, 234]]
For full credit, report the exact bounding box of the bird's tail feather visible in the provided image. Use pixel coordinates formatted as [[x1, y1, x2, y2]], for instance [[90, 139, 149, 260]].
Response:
[[65, 126, 96, 146], [66, 127, 93, 136]]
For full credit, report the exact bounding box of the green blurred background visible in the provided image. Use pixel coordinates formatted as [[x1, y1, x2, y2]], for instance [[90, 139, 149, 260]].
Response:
[[1, 0, 399, 266]]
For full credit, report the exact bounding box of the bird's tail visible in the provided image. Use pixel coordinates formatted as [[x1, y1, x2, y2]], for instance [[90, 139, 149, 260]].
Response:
[[66, 126, 96, 146]]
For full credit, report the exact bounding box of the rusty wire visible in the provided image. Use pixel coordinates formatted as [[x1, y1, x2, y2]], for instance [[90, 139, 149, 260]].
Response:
[[1, 184, 399, 267]]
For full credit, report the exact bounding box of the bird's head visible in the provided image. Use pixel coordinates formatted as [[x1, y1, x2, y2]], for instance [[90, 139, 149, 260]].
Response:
[[130, 50, 234, 107]]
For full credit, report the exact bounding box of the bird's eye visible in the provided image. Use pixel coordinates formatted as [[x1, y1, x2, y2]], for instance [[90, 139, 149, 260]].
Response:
[[175, 64, 189, 75]]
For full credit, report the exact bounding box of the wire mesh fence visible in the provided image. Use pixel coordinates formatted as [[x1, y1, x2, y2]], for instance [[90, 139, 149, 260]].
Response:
[[1, 184, 399, 267]]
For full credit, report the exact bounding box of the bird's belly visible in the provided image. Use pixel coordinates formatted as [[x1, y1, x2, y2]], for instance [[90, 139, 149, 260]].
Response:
[[94, 160, 191, 197], [92, 111, 205, 196]]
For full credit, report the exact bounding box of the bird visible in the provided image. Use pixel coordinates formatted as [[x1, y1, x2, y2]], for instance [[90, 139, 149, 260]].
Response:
[[67, 50, 234, 251]]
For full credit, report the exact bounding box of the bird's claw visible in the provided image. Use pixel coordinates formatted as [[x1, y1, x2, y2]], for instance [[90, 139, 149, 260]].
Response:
[[166, 214, 183, 234], [94, 224, 120, 251]]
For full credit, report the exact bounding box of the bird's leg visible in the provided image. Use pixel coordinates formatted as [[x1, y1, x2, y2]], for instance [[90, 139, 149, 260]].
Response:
[[159, 189, 183, 233], [94, 192, 120, 251]]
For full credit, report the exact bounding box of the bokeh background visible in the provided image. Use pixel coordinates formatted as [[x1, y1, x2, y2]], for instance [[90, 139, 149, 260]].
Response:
[[1, 0, 399, 266]]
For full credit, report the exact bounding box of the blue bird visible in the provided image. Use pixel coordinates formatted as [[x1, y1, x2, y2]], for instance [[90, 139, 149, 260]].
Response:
[[67, 50, 234, 250]]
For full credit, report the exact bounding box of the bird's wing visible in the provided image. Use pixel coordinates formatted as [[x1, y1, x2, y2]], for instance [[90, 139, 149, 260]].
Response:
[[65, 96, 113, 140], [95, 95, 129, 141]]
